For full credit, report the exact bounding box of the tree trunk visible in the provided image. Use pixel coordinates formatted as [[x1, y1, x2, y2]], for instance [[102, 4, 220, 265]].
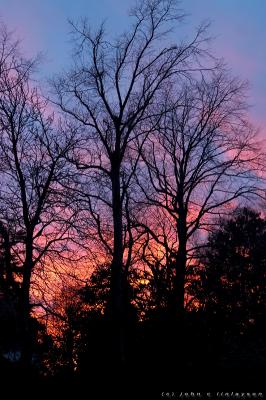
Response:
[[0, 223, 13, 291], [169, 198, 187, 319], [174, 205, 187, 363], [110, 160, 126, 364], [175, 236, 186, 318], [20, 238, 33, 369], [4, 232, 13, 289]]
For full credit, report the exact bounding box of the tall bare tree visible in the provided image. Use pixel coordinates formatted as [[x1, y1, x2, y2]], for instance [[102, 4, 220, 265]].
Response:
[[137, 70, 265, 318], [52, 0, 210, 361], [0, 39, 76, 365]]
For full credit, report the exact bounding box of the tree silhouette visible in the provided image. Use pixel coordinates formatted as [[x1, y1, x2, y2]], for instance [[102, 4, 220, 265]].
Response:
[[191, 207, 266, 367], [0, 30, 77, 366], [0, 2, 265, 390], [52, 0, 211, 362], [0, 222, 20, 367], [136, 71, 264, 320], [49, 263, 139, 376]]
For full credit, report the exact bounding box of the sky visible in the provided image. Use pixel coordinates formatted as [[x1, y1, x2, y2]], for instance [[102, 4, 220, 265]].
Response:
[[0, 0, 265, 136]]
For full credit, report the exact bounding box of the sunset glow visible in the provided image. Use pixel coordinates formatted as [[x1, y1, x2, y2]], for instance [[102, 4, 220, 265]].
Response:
[[0, 1, 265, 395]]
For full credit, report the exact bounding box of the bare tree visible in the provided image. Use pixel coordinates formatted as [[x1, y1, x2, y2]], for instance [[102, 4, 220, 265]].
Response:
[[52, 0, 210, 361], [137, 70, 265, 318], [0, 23, 35, 94], [0, 43, 76, 365]]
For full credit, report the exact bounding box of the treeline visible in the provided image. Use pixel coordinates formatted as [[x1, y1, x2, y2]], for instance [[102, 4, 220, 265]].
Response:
[[0, 0, 265, 389], [1, 207, 265, 389]]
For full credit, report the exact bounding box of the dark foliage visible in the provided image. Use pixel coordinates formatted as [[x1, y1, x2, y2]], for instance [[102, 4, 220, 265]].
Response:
[[189, 208, 266, 368]]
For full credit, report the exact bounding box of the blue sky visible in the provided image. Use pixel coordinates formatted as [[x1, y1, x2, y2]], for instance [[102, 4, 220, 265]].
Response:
[[0, 0, 265, 135]]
